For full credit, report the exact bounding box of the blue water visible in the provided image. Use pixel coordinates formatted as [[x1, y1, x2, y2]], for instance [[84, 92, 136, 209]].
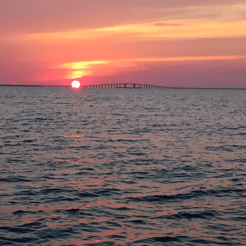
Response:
[[0, 86, 246, 245]]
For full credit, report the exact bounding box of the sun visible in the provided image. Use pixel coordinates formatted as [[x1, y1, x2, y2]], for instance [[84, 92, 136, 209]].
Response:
[[71, 80, 81, 89]]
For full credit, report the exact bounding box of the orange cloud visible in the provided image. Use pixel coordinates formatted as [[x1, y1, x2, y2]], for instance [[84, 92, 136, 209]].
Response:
[[16, 20, 246, 43], [58, 56, 246, 79]]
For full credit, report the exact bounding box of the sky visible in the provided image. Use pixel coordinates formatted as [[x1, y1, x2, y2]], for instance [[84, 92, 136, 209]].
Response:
[[0, 0, 246, 88]]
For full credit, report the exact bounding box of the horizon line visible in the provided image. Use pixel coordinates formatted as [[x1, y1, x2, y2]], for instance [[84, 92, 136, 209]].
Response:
[[1, 84, 246, 90]]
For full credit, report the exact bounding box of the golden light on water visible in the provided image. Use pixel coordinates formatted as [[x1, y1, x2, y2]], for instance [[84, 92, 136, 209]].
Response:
[[71, 81, 81, 88]]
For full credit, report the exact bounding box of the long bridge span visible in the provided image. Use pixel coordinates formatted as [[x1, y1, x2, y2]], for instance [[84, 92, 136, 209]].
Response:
[[83, 83, 166, 89]]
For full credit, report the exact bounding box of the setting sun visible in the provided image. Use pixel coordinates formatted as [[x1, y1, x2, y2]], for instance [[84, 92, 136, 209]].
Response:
[[71, 81, 81, 88]]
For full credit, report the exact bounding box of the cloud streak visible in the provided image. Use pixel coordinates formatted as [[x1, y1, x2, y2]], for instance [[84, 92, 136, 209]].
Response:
[[10, 19, 245, 44], [59, 55, 246, 79]]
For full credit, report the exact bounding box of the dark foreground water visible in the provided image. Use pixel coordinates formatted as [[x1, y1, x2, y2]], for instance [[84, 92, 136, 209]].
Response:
[[0, 86, 246, 245]]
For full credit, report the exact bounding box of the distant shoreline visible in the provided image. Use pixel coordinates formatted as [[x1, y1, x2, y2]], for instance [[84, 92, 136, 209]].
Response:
[[0, 84, 70, 87], [0, 84, 246, 90]]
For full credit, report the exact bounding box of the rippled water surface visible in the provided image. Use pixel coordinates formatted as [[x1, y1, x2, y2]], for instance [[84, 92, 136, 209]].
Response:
[[1, 86, 246, 245]]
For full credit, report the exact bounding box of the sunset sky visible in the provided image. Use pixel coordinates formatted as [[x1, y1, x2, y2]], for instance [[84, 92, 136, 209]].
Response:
[[1, 0, 246, 87]]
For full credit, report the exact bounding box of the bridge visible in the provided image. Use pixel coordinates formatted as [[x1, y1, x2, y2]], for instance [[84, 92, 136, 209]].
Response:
[[83, 83, 166, 89]]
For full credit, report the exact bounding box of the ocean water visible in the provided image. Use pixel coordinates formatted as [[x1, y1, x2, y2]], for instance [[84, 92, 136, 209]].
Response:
[[0, 86, 246, 245]]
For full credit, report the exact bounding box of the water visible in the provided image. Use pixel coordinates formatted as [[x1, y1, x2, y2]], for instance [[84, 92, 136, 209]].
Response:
[[0, 86, 246, 245]]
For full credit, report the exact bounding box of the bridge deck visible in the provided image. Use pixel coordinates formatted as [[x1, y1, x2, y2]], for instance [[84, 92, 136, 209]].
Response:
[[83, 83, 166, 89]]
